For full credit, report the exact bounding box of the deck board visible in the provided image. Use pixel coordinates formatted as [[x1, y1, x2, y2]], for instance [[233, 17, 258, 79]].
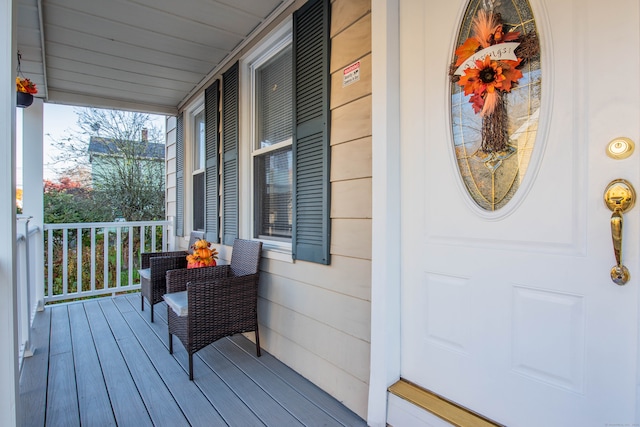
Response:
[[117, 296, 264, 427], [114, 297, 228, 426], [83, 299, 154, 427], [229, 335, 368, 427], [199, 344, 306, 426], [215, 338, 343, 426], [46, 306, 80, 427], [19, 308, 51, 427], [19, 294, 367, 427], [99, 298, 190, 426], [68, 303, 116, 426]]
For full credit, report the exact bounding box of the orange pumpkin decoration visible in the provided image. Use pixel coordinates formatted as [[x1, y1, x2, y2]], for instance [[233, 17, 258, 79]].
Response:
[[186, 239, 218, 269]]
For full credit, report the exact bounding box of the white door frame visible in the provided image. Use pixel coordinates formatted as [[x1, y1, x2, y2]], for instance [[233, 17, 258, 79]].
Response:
[[368, 0, 402, 425]]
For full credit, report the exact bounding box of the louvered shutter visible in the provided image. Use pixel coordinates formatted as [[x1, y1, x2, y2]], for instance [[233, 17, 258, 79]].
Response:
[[205, 80, 220, 243], [222, 63, 239, 246], [175, 113, 185, 237], [292, 0, 331, 264]]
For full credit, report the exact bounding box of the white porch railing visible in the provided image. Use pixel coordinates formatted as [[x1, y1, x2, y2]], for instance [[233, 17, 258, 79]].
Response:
[[43, 220, 172, 304], [16, 216, 40, 363]]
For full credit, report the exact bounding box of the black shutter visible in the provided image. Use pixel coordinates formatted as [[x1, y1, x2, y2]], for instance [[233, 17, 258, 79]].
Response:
[[222, 63, 239, 246], [292, 0, 331, 264], [175, 113, 184, 237], [205, 80, 220, 243]]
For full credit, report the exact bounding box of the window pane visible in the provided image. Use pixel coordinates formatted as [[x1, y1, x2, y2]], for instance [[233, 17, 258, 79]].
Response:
[[254, 147, 292, 239], [256, 46, 293, 149], [194, 110, 205, 170], [193, 171, 205, 231]]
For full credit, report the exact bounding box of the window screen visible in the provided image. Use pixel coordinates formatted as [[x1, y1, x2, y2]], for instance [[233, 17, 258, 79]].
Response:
[[255, 47, 293, 149]]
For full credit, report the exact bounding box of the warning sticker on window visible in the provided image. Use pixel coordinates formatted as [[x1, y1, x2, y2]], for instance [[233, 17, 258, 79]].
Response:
[[342, 61, 360, 87]]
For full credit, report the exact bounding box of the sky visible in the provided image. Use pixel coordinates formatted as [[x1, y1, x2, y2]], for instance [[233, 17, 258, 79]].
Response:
[[16, 103, 166, 185]]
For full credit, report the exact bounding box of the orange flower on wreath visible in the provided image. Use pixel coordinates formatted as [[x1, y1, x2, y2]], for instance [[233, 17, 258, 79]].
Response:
[[458, 55, 522, 116]]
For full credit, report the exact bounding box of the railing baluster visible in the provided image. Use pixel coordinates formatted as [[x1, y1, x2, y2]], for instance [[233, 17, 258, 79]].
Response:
[[47, 228, 53, 299], [128, 226, 134, 287], [91, 228, 96, 292], [77, 227, 82, 294], [116, 226, 122, 290], [62, 229, 68, 296], [151, 225, 157, 252], [141, 226, 146, 254], [103, 227, 109, 290]]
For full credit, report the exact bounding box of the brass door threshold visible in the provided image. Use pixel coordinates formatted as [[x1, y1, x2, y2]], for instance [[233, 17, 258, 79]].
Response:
[[388, 379, 503, 427]]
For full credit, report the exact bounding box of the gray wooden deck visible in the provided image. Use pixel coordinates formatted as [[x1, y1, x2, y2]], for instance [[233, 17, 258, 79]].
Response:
[[19, 294, 367, 427]]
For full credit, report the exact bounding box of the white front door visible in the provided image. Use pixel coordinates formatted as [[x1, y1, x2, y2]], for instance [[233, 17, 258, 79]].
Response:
[[397, 0, 640, 426]]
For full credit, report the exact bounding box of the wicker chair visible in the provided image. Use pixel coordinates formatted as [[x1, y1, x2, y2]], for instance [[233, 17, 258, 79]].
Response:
[[139, 231, 204, 322], [164, 239, 263, 380]]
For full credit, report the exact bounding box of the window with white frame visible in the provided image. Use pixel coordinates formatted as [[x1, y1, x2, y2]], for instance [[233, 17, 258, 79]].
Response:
[[251, 40, 293, 242], [192, 108, 205, 231]]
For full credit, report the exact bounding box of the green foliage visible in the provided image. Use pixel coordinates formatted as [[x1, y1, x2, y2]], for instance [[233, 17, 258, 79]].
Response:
[[44, 189, 110, 224]]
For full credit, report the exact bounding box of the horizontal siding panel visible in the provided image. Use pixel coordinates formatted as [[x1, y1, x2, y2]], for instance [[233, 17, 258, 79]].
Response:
[[331, 137, 372, 181], [330, 14, 372, 73], [258, 324, 369, 419], [260, 255, 371, 301], [257, 298, 370, 383], [331, 219, 371, 260], [331, 178, 372, 219], [331, 0, 371, 37], [258, 272, 370, 342], [330, 95, 372, 145]]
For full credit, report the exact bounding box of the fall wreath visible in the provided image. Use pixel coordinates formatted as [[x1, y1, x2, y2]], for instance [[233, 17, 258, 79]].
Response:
[[450, 7, 539, 153]]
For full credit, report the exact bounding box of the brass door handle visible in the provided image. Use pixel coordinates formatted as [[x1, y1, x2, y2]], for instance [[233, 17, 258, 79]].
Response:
[[604, 179, 636, 285]]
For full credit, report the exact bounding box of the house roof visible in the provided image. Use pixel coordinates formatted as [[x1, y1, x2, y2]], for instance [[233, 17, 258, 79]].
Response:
[[88, 136, 165, 159], [16, 0, 296, 115]]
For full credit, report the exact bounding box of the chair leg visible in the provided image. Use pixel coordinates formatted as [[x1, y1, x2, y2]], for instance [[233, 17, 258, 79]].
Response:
[[141, 294, 144, 311], [255, 324, 261, 357], [169, 333, 173, 354], [150, 304, 154, 322], [189, 354, 194, 381]]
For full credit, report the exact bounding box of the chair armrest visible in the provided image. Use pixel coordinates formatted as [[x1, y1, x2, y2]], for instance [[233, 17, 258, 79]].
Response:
[[166, 265, 231, 294], [141, 251, 187, 268]]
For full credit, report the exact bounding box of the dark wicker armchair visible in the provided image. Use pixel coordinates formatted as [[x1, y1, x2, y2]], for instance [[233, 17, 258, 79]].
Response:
[[139, 231, 204, 322], [163, 239, 263, 380]]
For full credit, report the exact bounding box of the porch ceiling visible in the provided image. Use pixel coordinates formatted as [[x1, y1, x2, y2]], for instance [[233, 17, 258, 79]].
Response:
[[16, 0, 288, 115]]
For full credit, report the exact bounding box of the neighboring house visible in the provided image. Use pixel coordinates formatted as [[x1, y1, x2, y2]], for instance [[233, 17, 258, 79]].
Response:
[[88, 136, 165, 188]]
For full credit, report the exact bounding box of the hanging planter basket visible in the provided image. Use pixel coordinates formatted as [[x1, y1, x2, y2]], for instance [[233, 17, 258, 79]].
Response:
[[16, 91, 33, 108]]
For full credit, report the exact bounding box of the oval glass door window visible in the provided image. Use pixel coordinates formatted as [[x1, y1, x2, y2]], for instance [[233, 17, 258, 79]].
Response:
[[450, 0, 541, 211]]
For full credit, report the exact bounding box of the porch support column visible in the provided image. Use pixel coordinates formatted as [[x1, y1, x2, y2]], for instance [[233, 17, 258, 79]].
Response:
[[0, 0, 20, 425], [368, 0, 401, 426], [22, 97, 45, 311]]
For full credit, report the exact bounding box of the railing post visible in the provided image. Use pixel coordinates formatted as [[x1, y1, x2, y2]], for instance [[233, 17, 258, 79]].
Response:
[[167, 215, 175, 251], [20, 217, 33, 358]]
